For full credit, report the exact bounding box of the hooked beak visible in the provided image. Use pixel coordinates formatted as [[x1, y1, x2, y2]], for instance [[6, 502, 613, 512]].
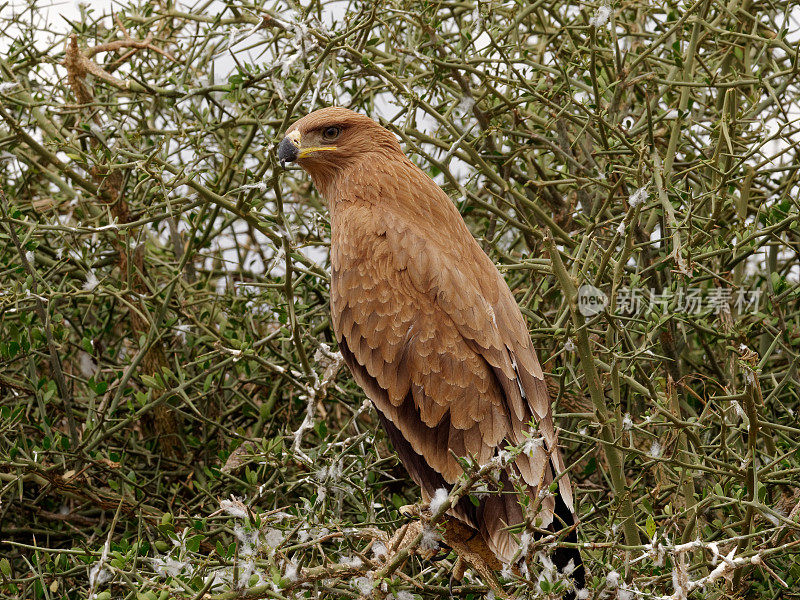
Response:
[[277, 129, 337, 168], [278, 130, 301, 168]]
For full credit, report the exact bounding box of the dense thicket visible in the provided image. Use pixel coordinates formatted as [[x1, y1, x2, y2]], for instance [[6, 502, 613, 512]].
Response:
[[1, 1, 799, 598]]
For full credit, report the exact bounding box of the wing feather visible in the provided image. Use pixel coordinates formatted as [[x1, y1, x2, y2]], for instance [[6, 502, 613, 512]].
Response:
[[330, 164, 575, 562]]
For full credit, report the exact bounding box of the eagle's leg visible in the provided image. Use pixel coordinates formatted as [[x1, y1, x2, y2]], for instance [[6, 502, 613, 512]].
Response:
[[387, 511, 508, 598], [441, 517, 508, 598]]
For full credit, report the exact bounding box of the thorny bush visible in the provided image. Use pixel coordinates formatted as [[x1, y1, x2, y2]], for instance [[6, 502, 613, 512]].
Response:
[[1, 0, 799, 599]]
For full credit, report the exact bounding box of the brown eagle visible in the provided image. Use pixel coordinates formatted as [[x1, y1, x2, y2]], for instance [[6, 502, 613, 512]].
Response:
[[278, 107, 583, 589]]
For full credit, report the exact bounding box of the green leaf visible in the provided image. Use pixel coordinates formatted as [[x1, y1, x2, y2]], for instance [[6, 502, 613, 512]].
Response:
[[646, 514, 656, 540], [0, 557, 11, 577], [140, 374, 163, 390], [203, 373, 214, 393], [186, 534, 204, 553]]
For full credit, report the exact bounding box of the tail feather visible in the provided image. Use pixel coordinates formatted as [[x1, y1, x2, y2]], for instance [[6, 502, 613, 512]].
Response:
[[374, 397, 585, 592], [552, 489, 585, 597], [472, 470, 585, 595], [476, 471, 525, 563], [474, 471, 584, 595]]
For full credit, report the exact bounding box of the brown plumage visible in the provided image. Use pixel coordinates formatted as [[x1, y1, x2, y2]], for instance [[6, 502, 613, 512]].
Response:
[[278, 107, 583, 585]]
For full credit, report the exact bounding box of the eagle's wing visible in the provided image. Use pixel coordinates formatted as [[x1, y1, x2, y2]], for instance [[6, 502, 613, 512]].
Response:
[[331, 199, 573, 562]]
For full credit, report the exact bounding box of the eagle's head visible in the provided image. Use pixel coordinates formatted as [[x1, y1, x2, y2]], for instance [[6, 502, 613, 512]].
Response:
[[277, 107, 402, 191]]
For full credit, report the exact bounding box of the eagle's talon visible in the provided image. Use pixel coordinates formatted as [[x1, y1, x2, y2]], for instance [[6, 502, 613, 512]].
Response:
[[398, 504, 419, 518]]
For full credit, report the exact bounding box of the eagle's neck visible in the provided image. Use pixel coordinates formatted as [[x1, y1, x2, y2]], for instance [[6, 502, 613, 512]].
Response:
[[315, 152, 391, 212]]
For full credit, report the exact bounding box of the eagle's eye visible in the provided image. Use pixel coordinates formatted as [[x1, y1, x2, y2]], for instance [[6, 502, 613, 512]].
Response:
[[322, 126, 342, 141]]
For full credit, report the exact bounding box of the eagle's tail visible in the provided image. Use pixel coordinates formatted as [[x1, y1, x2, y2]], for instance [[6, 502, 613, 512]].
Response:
[[476, 472, 585, 596], [552, 489, 585, 599]]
